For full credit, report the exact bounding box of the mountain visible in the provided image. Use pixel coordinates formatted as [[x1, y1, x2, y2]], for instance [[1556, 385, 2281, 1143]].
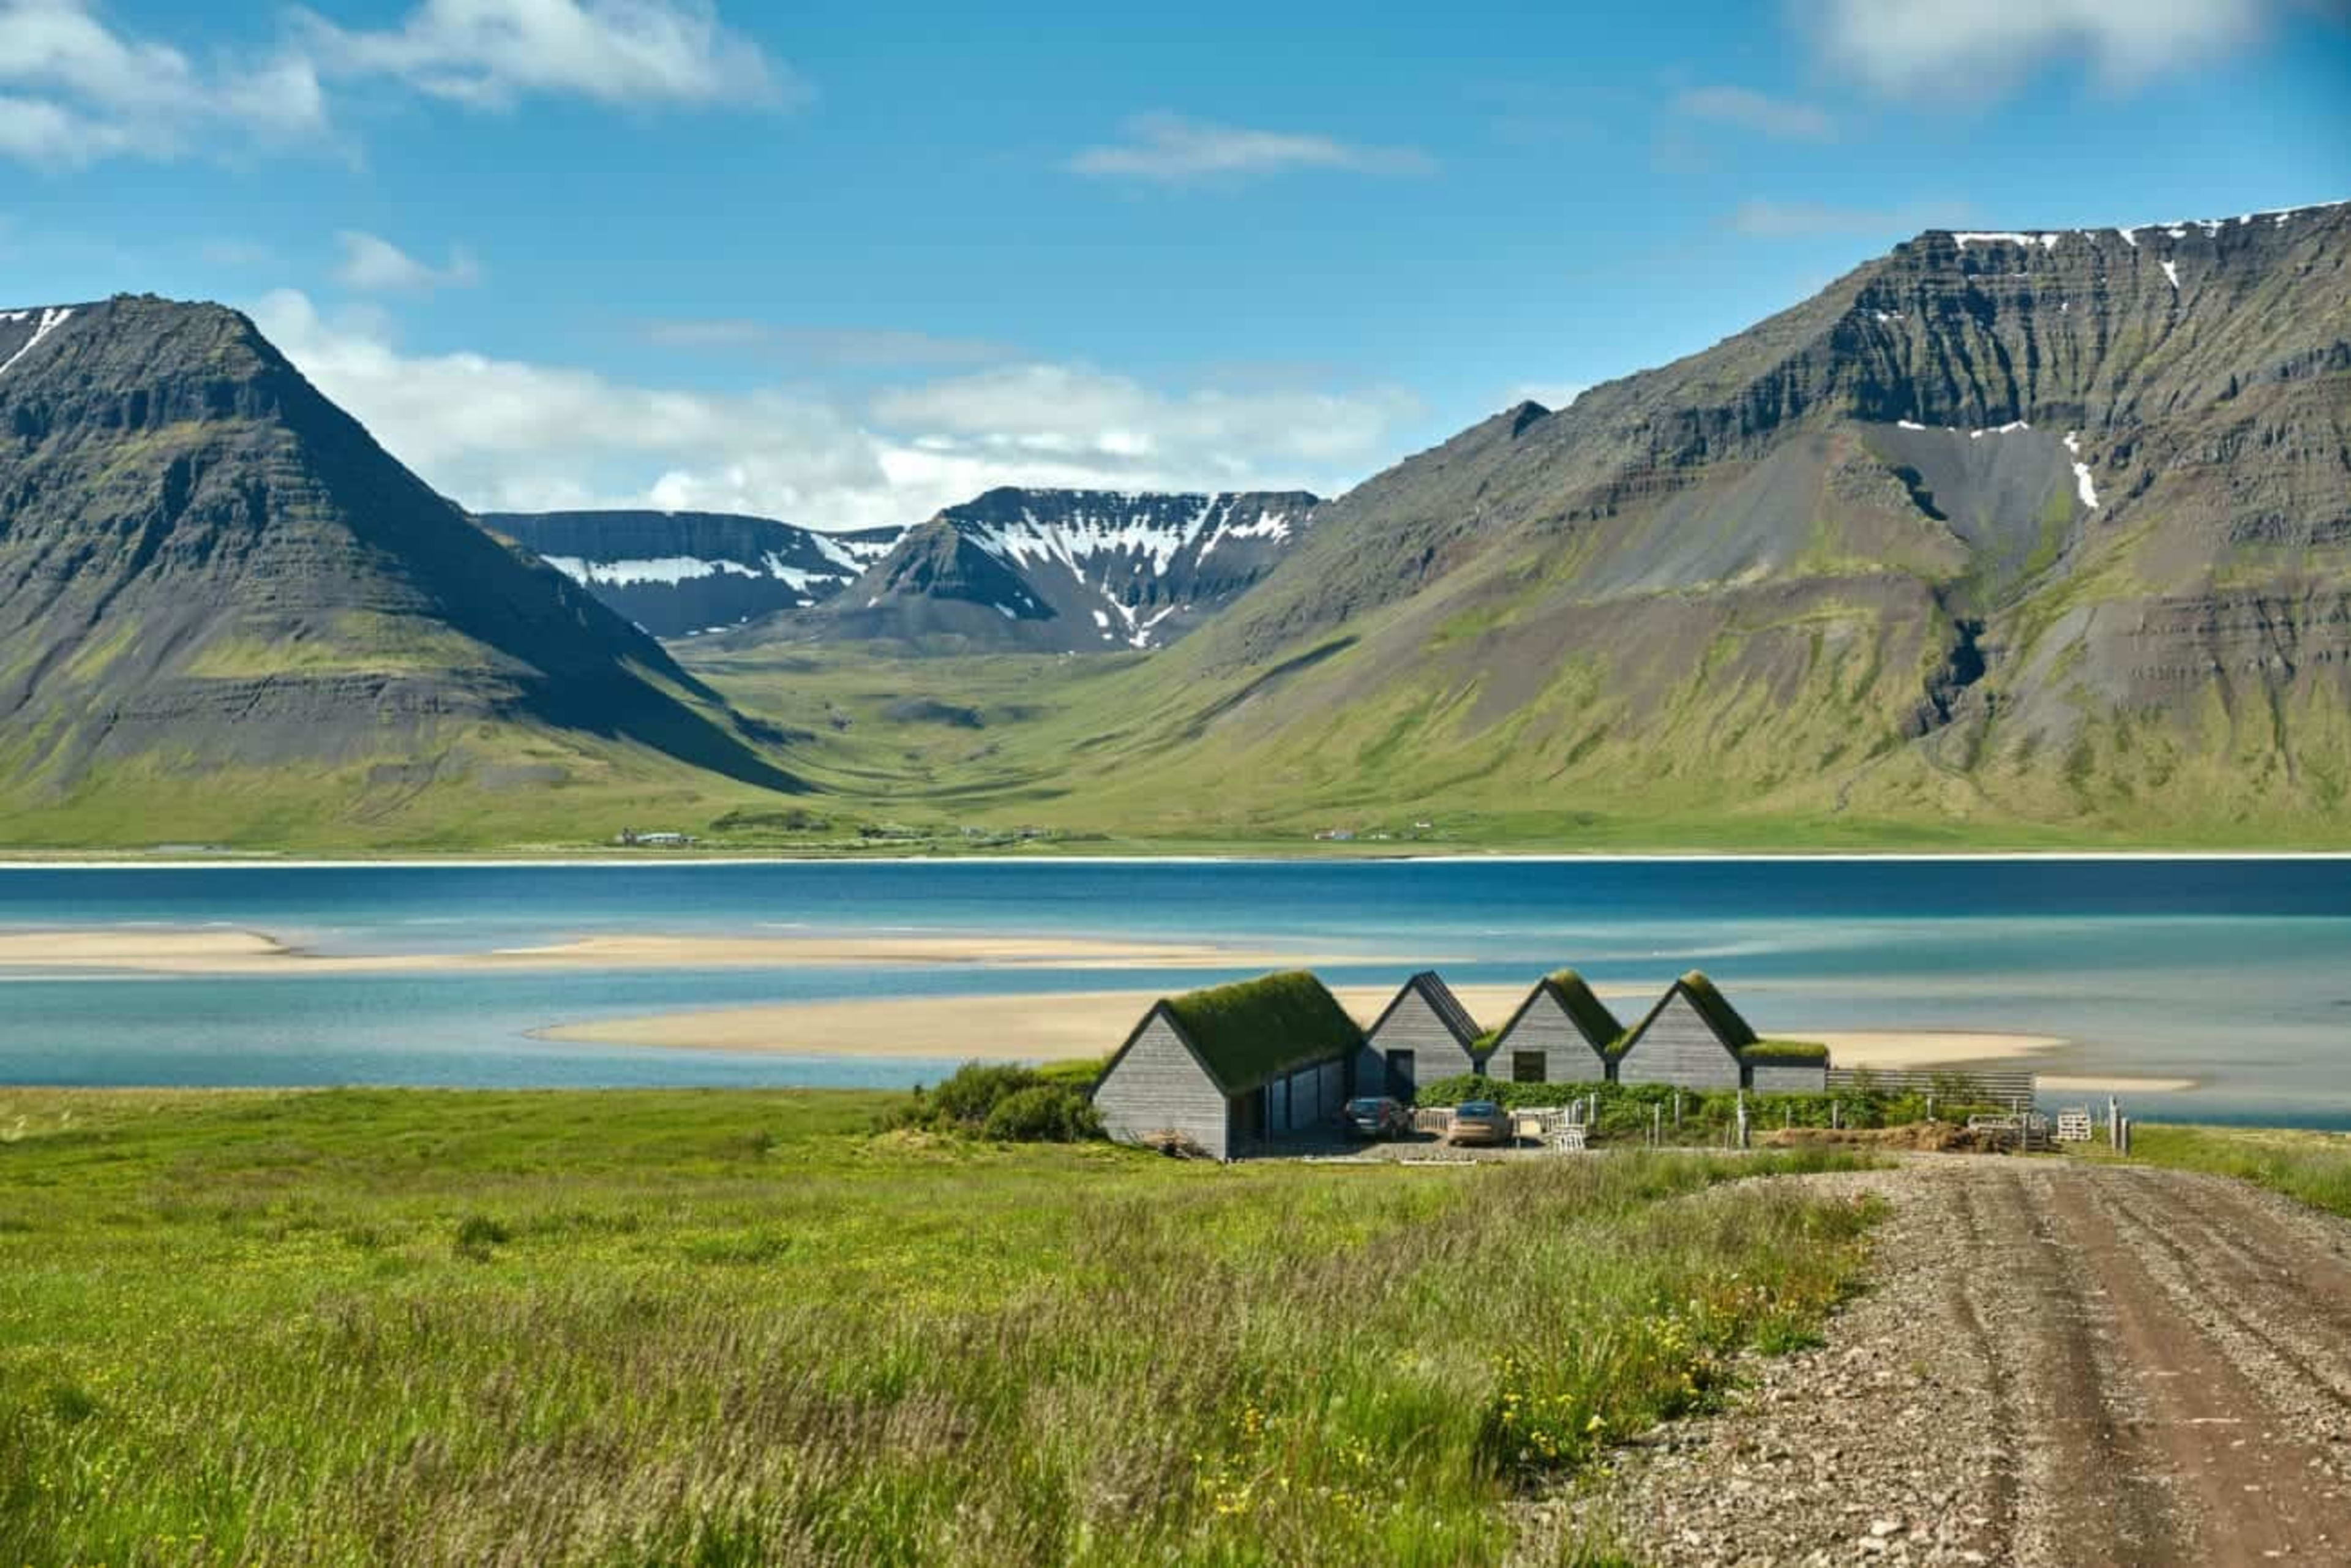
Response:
[[481, 509, 902, 639], [0, 294, 798, 841], [735, 487, 1319, 653], [949, 201, 2351, 841]]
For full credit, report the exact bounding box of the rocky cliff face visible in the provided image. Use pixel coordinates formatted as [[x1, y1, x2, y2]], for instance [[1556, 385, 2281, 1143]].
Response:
[[1099, 201, 2351, 835], [0, 294, 796, 819], [740, 487, 1319, 653], [481, 509, 901, 639]]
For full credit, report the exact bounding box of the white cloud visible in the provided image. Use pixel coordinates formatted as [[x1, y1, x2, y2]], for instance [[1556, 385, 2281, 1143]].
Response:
[[251, 291, 1415, 530], [1723, 197, 1974, 237], [0, 0, 786, 169], [1069, 112, 1436, 184], [334, 230, 482, 291], [0, 0, 325, 168], [294, 0, 792, 110], [1670, 85, 1833, 141], [1803, 0, 2281, 97]]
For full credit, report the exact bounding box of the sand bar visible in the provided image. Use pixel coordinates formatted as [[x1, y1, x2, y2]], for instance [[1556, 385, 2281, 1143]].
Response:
[[1802, 1030, 2071, 1069], [2036, 1073, 2195, 1095], [0, 928, 1394, 977], [542, 988, 2067, 1069]]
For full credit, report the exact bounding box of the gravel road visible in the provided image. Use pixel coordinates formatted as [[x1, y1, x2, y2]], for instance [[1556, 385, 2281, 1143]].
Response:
[[1528, 1158, 2351, 1566]]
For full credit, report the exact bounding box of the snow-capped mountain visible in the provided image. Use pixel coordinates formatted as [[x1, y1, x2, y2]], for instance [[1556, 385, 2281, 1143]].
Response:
[[481, 510, 902, 639], [744, 487, 1319, 653]]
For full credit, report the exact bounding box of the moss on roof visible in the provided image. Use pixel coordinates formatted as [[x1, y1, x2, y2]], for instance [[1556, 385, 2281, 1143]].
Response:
[[1674, 970, 1758, 1049], [1742, 1039, 1829, 1065], [1161, 970, 1364, 1093], [1543, 968, 1627, 1051]]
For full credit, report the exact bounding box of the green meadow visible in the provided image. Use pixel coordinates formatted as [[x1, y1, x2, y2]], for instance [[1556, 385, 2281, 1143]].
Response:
[[0, 1088, 1880, 1566]]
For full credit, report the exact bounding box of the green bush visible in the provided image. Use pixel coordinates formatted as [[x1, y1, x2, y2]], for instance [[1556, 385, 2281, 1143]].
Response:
[[888, 1061, 1108, 1142], [980, 1086, 1103, 1143], [1415, 1075, 2003, 1141]]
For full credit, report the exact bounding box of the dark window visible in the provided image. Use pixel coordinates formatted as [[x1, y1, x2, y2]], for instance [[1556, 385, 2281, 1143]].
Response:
[[1385, 1049, 1415, 1093], [1512, 1051, 1546, 1084]]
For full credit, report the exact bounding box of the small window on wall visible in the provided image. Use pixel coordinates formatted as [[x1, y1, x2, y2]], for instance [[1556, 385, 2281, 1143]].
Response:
[[1512, 1051, 1545, 1084]]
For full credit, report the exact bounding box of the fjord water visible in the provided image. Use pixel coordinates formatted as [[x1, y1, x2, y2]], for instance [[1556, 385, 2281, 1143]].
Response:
[[2, 859, 2346, 1127]]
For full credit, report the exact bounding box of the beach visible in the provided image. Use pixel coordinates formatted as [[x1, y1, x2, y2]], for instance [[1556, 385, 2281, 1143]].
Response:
[[539, 988, 2090, 1076]]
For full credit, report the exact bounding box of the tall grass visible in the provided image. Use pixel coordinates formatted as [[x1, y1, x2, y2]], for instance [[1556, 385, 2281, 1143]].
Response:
[[2125, 1124, 2351, 1220], [0, 1089, 1880, 1565]]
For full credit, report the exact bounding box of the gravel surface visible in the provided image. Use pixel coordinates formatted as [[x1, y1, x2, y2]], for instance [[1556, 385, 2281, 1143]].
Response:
[[1521, 1158, 2351, 1566]]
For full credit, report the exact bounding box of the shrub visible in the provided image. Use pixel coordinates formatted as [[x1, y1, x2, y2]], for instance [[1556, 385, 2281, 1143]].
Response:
[[980, 1086, 1103, 1143], [885, 1061, 1108, 1143], [929, 1063, 1046, 1126]]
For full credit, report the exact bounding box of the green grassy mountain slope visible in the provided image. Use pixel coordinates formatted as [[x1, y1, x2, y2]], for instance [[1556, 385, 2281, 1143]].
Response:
[[0, 296, 801, 848], [697, 203, 2351, 848]]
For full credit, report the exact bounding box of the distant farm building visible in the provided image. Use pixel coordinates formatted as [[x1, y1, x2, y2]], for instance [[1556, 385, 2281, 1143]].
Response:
[[1359, 970, 1485, 1098], [1488, 969, 1624, 1084], [1616, 970, 1831, 1090], [1093, 971, 1364, 1160]]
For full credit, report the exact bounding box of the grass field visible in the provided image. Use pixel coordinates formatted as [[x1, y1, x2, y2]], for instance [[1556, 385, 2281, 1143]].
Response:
[[0, 1089, 1881, 1566], [2122, 1123, 2351, 1220]]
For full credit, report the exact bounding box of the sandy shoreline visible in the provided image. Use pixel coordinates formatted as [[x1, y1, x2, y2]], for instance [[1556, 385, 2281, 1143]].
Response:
[[0, 928, 1393, 976], [541, 988, 2082, 1076]]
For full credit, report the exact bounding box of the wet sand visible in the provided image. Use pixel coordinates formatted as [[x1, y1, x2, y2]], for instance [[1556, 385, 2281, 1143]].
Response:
[[541, 988, 2072, 1071]]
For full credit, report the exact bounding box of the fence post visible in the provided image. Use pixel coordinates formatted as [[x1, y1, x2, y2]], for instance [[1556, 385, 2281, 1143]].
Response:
[[1831, 1100, 1840, 1131], [1926, 1091, 1935, 1123], [1652, 1103, 1662, 1148], [1736, 1090, 1750, 1150], [1673, 1090, 1682, 1128]]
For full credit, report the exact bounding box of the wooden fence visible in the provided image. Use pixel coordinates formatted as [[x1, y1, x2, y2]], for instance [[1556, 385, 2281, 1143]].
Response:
[[1823, 1065, 2039, 1105]]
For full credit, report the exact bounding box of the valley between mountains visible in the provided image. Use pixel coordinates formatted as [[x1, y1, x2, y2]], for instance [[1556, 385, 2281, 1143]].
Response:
[[1, 201, 2346, 852]]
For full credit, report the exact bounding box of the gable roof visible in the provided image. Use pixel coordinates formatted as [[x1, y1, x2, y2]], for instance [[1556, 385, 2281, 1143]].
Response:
[[1621, 969, 1759, 1056], [1106, 970, 1363, 1097], [1365, 970, 1483, 1050], [1493, 967, 1625, 1055]]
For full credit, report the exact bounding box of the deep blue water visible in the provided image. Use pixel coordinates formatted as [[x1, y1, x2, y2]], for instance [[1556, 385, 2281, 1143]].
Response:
[[2, 859, 2346, 1126]]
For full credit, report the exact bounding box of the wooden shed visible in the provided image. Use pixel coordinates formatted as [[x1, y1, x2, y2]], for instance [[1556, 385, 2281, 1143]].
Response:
[[1614, 970, 1754, 1090], [1092, 970, 1365, 1160], [1487, 968, 1624, 1085], [1358, 970, 1485, 1100]]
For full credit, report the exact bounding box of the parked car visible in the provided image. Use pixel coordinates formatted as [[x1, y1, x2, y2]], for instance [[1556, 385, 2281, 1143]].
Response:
[[1448, 1100, 1512, 1147], [1343, 1096, 1414, 1139]]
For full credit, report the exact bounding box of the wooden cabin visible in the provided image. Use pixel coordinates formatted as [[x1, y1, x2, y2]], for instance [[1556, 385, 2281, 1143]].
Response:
[[1357, 970, 1484, 1100], [1614, 970, 1832, 1090], [1614, 970, 1755, 1089], [1487, 968, 1623, 1084], [1092, 970, 1365, 1160]]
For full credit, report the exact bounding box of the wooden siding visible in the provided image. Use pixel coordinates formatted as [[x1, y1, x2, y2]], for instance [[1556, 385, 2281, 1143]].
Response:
[[1491, 991, 1611, 1084], [1366, 989, 1482, 1084], [1095, 1015, 1231, 1159], [1615, 995, 1744, 1089], [1268, 1058, 1349, 1133], [1750, 1063, 1829, 1094], [1825, 1065, 2039, 1103]]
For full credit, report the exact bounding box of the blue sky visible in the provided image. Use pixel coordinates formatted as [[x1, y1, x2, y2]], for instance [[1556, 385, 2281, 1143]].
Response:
[[4, 0, 2347, 529]]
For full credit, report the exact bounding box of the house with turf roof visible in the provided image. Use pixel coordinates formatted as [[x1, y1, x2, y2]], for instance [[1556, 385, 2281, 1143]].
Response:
[[1359, 970, 1485, 1099], [1092, 970, 1365, 1160], [1614, 971, 1832, 1091], [1487, 969, 1624, 1084]]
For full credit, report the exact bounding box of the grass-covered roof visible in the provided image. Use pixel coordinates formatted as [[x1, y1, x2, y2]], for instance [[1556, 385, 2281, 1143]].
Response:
[[1161, 970, 1365, 1094], [1674, 970, 1758, 1049], [1543, 968, 1627, 1051], [1742, 1039, 1829, 1065]]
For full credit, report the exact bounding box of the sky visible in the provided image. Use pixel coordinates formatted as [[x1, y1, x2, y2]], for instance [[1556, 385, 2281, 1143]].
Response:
[[2, 0, 2347, 531]]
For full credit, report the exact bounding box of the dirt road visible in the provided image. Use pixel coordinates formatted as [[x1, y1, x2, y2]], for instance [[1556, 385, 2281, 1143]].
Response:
[[1539, 1158, 2351, 1566]]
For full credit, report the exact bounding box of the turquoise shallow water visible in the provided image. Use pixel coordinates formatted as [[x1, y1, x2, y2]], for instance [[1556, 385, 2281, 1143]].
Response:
[[1, 860, 2346, 1126]]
